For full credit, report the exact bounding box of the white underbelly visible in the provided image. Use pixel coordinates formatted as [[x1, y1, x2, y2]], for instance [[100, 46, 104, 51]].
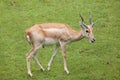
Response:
[[44, 38, 59, 45]]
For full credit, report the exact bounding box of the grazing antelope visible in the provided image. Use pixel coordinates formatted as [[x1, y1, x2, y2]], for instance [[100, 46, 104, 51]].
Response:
[[25, 14, 96, 77]]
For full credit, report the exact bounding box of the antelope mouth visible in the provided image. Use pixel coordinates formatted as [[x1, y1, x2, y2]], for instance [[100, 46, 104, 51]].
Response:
[[90, 39, 95, 43]]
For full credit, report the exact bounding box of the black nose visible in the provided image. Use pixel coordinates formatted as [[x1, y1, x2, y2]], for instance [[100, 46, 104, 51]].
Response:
[[91, 39, 95, 43]]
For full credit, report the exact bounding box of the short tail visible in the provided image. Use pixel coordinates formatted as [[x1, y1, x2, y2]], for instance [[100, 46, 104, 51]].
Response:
[[26, 35, 31, 45]]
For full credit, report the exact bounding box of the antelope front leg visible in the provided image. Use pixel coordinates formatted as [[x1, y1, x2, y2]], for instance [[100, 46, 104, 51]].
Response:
[[60, 41, 69, 74]]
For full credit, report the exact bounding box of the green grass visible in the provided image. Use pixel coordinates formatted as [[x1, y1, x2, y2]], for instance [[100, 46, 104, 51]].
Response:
[[0, 0, 120, 80]]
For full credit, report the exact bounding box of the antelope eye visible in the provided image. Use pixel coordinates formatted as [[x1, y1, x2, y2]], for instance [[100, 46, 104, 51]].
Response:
[[86, 30, 89, 33]]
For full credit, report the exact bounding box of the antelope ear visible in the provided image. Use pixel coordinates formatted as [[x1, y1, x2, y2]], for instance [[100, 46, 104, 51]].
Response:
[[89, 13, 97, 27], [90, 20, 97, 27], [79, 22, 84, 29]]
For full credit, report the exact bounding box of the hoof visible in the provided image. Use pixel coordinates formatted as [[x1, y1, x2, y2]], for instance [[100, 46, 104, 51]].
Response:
[[28, 72, 33, 77], [65, 70, 69, 74], [47, 66, 51, 71], [40, 68, 45, 72], [66, 71, 70, 75]]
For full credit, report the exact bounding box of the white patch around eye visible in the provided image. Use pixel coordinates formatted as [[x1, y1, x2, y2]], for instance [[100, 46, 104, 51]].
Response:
[[44, 38, 59, 45]]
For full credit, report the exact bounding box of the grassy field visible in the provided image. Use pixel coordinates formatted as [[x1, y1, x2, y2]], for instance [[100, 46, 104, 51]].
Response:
[[0, 0, 120, 80]]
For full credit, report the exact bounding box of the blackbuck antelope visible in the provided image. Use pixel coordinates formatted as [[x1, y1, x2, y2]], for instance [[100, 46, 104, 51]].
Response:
[[25, 14, 96, 77]]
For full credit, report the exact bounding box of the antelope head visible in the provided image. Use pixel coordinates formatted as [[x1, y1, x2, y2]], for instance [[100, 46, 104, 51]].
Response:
[[79, 13, 96, 43]]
